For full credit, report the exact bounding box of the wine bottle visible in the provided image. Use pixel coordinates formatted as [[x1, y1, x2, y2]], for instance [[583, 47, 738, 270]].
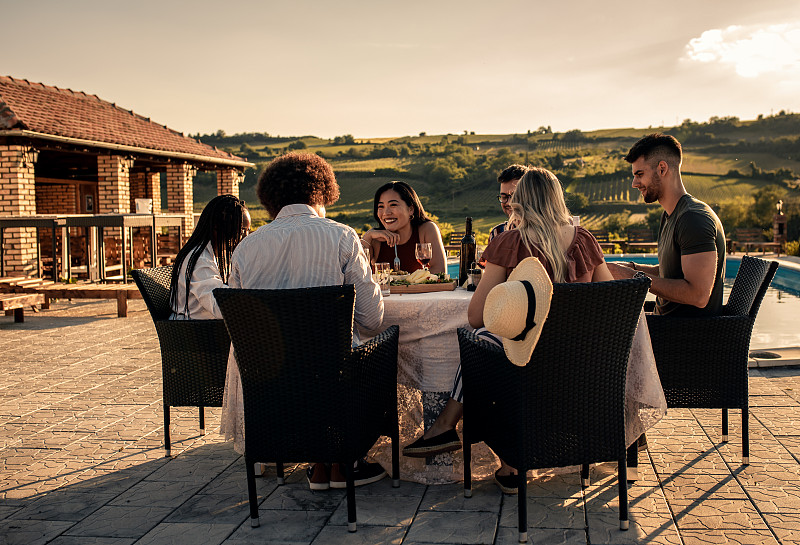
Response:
[[459, 217, 476, 287]]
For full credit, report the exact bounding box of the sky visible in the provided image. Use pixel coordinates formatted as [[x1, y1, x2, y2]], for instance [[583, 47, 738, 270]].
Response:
[[4, 0, 800, 139]]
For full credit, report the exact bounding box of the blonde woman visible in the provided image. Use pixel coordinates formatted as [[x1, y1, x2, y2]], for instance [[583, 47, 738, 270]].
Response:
[[402, 167, 613, 492]]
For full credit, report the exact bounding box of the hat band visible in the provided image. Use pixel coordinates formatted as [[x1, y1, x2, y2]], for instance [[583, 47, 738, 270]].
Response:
[[510, 280, 537, 341]]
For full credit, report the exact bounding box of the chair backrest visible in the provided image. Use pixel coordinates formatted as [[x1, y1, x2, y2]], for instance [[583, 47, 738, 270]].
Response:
[[131, 266, 174, 321], [733, 228, 765, 243], [214, 285, 359, 461], [459, 276, 650, 470], [724, 255, 779, 318]]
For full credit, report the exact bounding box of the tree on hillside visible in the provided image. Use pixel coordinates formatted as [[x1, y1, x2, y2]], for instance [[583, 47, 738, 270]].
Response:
[[749, 185, 785, 227], [288, 140, 307, 150]]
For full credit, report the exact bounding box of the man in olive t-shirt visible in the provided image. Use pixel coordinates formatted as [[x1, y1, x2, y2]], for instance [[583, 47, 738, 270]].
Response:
[[607, 133, 726, 316]]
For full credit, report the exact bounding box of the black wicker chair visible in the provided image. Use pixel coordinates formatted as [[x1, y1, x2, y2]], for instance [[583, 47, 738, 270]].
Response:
[[646, 254, 778, 464], [213, 285, 400, 532], [131, 266, 231, 457], [458, 277, 650, 543]]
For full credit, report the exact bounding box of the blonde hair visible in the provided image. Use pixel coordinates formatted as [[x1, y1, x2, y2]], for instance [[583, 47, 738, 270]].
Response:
[[509, 167, 572, 282]]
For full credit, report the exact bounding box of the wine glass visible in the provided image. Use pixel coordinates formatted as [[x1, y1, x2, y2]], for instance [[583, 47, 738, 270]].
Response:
[[415, 243, 432, 270], [375, 262, 391, 296]]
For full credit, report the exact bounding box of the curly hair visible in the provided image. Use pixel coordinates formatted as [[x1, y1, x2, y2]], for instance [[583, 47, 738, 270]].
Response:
[[257, 153, 340, 217], [372, 181, 431, 228]]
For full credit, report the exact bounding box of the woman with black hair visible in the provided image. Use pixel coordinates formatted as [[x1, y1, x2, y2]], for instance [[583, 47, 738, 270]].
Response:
[[361, 181, 446, 274], [169, 194, 250, 320]]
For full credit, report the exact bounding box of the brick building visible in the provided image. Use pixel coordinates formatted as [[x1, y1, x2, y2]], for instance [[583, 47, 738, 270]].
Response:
[[0, 76, 251, 276]]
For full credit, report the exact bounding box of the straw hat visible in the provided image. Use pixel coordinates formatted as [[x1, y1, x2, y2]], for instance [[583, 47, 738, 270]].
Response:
[[483, 257, 553, 366]]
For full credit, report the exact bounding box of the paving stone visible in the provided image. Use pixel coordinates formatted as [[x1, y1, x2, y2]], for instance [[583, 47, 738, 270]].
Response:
[[329, 492, 419, 526], [733, 461, 800, 487], [495, 526, 586, 545], [419, 481, 499, 512], [746, 485, 800, 512], [223, 510, 331, 543], [259, 484, 346, 511], [135, 522, 238, 545], [12, 490, 115, 521], [165, 493, 251, 525], [0, 519, 76, 545], [0, 504, 22, 520], [311, 524, 406, 544], [499, 495, 585, 529], [679, 529, 779, 544], [668, 499, 768, 530], [62, 505, 173, 538], [108, 480, 203, 507], [403, 510, 497, 544], [585, 509, 680, 545], [649, 450, 732, 474], [658, 473, 747, 500], [47, 538, 136, 545], [762, 513, 800, 544]]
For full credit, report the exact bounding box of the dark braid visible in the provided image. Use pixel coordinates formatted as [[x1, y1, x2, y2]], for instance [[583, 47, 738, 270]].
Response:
[[169, 195, 248, 318]]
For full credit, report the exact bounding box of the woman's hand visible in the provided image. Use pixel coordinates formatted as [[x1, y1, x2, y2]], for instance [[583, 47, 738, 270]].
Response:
[[363, 228, 401, 247]]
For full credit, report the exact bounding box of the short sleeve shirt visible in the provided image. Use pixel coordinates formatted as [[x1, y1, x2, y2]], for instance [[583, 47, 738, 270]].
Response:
[[481, 226, 605, 283], [655, 194, 726, 316]]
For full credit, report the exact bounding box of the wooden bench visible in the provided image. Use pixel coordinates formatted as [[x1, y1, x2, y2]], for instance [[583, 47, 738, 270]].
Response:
[[588, 229, 618, 253], [31, 283, 143, 318], [0, 292, 45, 323], [626, 229, 658, 253], [730, 228, 782, 256]]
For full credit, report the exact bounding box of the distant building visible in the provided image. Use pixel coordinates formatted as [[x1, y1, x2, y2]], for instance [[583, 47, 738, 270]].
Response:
[[0, 75, 252, 276]]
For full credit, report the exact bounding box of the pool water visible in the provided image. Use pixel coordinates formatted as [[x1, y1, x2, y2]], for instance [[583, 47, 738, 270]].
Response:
[[448, 258, 800, 350]]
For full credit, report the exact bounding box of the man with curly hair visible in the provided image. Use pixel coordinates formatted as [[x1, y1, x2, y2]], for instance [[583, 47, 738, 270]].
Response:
[[220, 153, 386, 490]]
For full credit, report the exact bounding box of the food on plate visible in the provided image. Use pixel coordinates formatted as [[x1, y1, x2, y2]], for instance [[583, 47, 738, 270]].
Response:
[[389, 270, 453, 286]]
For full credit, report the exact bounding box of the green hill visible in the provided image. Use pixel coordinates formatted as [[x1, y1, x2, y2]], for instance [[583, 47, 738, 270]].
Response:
[[192, 113, 800, 242]]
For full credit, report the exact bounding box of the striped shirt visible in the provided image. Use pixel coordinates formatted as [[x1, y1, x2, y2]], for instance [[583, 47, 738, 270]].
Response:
[[228, 204, 383, 333]]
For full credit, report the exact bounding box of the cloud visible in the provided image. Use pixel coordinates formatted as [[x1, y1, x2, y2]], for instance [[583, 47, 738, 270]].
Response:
[[684, 23, 800, 77]]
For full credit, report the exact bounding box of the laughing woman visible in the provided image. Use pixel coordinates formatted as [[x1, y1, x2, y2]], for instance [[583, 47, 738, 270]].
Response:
[[361, 181, 447, 274]]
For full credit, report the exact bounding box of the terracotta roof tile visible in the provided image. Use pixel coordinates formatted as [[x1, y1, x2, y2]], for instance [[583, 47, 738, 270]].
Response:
[[0, 76, 246, 165]]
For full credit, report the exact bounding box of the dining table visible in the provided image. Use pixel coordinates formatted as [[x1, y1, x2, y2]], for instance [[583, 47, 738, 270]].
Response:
[[360, 285, 667, 485]]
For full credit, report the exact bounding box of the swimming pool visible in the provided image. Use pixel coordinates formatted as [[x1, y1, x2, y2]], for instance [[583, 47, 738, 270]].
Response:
[[448, 256, 800, 350]]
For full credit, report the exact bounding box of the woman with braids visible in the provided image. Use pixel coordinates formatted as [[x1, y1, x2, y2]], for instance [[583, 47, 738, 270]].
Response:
[[169, 194, 251, 320]]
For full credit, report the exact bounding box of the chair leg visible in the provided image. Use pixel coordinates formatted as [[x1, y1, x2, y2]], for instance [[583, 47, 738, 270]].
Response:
[[391, 417, 400, 488], [581, 463, 590, 487], [163, 402, 171, 457], [245, 456, 260, 527], [345, 461, 357, 532], [463, 434, 472, 498], [517, 470, 528, 543], [722, 408, 729, 442], [276, 462, 285, 485], [742, 405, 750, 465], [618, 456, 629, 530], [199, 406, 205, 434], [626, 442, 639, 482]]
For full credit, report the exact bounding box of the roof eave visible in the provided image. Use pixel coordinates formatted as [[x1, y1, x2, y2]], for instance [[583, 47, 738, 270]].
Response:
[[1, 129, 253, 169]]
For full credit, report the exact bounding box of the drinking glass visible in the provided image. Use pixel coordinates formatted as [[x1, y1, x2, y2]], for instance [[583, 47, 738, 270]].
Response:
[[415, 243, 432, 270], [375, 262, 391, 296]]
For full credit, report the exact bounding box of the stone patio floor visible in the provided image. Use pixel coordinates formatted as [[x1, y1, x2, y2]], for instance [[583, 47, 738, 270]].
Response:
[[2, 298, 800, 545]]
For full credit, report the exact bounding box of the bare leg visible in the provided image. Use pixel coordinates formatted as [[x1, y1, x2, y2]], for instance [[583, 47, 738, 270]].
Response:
[[422, 398, 463, 439]]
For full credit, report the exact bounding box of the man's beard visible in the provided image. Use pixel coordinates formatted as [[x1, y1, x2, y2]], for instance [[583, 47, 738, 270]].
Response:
[[642, 174, 662, 203]]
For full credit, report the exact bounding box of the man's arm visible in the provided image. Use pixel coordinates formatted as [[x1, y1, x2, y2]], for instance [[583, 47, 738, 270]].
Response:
[[607, 261, 659, 280], [343, 232, 384, 331], [609, 252, 717, 307]]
